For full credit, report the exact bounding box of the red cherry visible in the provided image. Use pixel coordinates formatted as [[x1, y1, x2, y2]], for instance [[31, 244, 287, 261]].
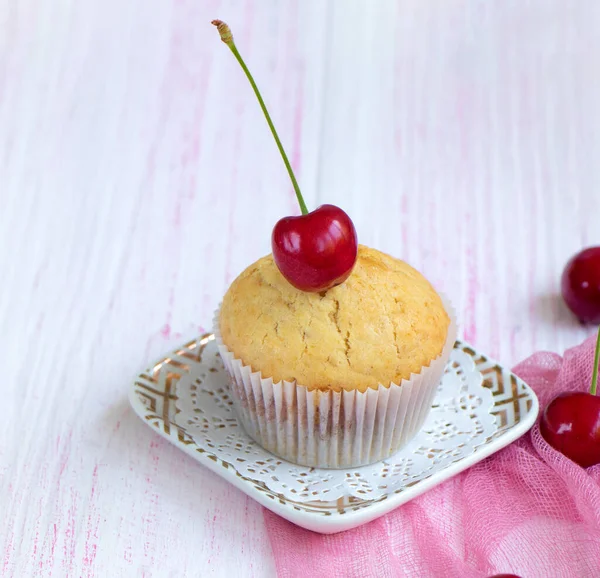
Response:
[[213, 21, 358, 293], [561, 246, 600, 324], [540, 392, 600, 468], [272, 204, 358, 292], [540, 327, 600, 468]]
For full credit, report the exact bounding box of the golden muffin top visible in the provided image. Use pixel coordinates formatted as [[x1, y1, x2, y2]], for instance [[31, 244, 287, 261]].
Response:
[[218, 246, 450, 392]]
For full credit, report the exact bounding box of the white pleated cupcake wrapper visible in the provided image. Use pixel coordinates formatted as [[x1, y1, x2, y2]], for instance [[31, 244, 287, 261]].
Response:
[[213, 296, 457, 469]]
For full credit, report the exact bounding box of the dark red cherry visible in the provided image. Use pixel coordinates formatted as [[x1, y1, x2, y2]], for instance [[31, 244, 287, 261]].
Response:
[[540, 392, 600, 468], [561, 246, 600, 324], [540, 327, 600, 468], [272, 204, 358, 292], [212, 22, 358, 293]]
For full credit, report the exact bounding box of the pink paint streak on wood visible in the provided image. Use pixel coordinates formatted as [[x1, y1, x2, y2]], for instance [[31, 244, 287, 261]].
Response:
[[3, 524, 15, 577], [82, 465, 100, 575], [61, 490, 79, 576], [463, 242, 479, 345]]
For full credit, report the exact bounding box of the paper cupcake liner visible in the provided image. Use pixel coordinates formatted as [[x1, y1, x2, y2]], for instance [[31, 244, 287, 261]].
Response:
[[214, 297, 457, 469]]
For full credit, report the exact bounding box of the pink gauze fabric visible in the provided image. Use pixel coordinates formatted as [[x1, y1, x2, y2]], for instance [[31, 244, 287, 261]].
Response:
[[264, 334, 600, 578]]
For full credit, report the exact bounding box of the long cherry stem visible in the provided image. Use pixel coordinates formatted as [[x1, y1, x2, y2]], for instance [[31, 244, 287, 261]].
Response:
[[212, 20, 308, 215], [591, 326, 600, 396]]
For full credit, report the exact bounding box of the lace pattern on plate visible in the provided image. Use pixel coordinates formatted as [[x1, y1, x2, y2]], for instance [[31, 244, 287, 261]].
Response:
[[175, 342, 496, 502]]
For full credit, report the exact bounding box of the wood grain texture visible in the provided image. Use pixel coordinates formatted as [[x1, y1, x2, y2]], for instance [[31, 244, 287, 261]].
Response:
[[1, 1, 599, 576]]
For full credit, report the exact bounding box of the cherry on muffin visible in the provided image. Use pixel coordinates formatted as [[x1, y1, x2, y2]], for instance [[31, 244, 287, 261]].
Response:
[[212, 19, 358, 293]]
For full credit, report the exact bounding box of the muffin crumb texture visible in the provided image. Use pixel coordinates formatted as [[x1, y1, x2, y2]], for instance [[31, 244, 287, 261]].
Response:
[[219, 246, 450, 392]]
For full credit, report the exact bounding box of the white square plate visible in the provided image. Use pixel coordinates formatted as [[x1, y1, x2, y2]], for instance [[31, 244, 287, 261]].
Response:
[[129, 334, 538, 534]]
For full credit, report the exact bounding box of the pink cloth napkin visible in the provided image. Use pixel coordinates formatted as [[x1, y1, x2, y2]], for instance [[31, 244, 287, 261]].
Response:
[[264, 335, 600, 578]]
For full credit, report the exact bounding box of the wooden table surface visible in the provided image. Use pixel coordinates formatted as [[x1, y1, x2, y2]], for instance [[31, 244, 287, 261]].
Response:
[[2, 1, 599, 576]]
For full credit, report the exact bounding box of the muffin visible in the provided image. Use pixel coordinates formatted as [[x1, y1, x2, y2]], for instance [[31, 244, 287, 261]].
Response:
[[215, 245, 456, 468]]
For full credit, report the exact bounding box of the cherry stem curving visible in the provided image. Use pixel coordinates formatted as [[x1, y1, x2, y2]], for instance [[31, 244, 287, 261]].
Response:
[[211, 19, 308, 216], [591, 326, 600, 396]]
